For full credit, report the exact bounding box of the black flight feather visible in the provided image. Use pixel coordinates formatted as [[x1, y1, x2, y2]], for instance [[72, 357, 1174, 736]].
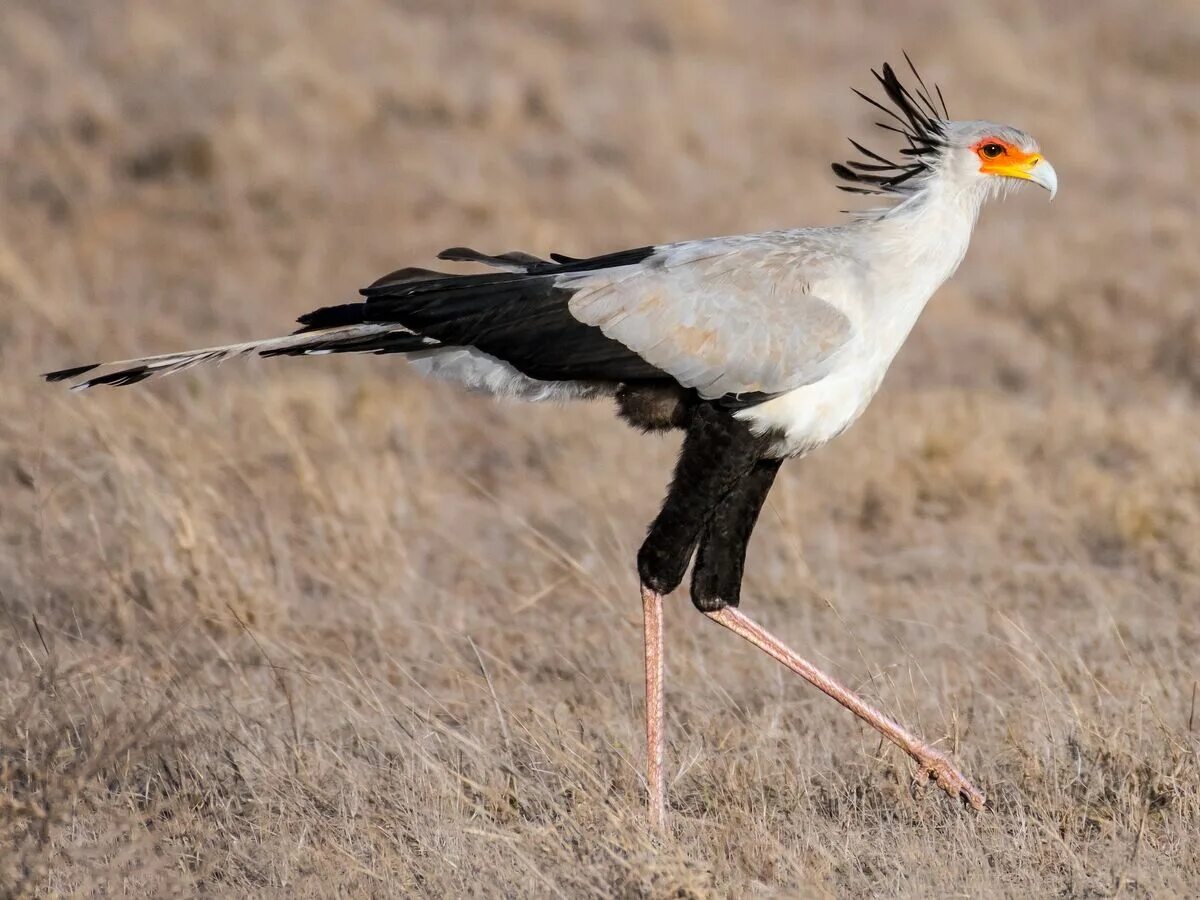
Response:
[[368, 267, 455, 289], [295, 303, 368, 332], [437, 247, 552, 270], [349, 244, 665, 383]]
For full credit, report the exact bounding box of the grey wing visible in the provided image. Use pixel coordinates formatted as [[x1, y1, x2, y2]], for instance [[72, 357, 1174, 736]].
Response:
[[562, 239, 855, 400]]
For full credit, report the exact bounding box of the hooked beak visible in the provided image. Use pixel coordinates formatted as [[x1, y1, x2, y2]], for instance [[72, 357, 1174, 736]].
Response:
[[1025, 156, 1058, 199], [982, 152, 1058, 200]]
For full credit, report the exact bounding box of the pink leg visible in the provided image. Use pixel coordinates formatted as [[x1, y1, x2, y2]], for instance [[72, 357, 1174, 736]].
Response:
[[706, 606, 985, 809], [642, 586, 666, 828]]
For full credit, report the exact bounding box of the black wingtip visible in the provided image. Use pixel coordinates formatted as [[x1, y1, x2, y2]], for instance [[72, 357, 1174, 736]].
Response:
[[43, 363, 99, 383]]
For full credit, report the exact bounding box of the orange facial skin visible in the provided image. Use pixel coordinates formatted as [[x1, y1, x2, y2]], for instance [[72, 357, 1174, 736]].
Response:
[[972, 137, 1046, 183]]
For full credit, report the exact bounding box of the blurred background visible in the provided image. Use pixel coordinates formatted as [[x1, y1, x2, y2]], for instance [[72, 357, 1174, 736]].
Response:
[[1, 1, 1197, 896]]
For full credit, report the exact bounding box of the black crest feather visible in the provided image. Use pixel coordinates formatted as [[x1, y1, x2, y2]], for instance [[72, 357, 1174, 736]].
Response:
[[834, 56, 948, 196]]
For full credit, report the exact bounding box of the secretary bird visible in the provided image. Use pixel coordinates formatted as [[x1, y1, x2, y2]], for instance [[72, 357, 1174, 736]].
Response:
[[46, 57, 1056, 826]]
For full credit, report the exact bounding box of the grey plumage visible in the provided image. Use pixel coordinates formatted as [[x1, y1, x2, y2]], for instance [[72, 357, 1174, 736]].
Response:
[[43, 60, 1056, 464], [563, 236, 855, 399]]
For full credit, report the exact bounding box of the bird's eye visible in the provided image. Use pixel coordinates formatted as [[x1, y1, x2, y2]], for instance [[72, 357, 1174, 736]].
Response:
[[980, 143, 1005, 159]]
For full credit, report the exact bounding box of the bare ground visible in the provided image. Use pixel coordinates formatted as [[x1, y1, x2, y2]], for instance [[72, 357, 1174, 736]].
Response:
[[2, 1, 1198, 896]]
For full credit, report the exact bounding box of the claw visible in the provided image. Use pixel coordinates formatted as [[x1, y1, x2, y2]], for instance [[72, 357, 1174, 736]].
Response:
[[909, 766, 929, 803], [912, 747, 986, 810]]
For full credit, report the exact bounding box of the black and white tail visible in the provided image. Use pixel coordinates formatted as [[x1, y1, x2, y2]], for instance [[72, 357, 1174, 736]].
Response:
[[43, 324, 432, 391], [43, 243, 660, 392]]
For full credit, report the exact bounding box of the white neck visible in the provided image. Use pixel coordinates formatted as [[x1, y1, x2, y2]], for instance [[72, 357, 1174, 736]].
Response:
[[864, 174, 987, 275], [851, 176, 989, 366]]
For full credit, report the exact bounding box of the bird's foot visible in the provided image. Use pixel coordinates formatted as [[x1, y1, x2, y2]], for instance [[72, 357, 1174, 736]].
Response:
[[908, 746, 986, 810], [704, 605, 986, 813]]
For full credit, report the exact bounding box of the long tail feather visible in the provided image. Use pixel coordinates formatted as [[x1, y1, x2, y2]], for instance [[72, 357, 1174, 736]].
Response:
[[43, 324, 422, 391]]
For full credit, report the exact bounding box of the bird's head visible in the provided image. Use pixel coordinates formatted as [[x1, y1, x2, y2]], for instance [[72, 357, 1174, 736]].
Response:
[[834, 57, 1057, 205], [938, 120, 1057, 200]]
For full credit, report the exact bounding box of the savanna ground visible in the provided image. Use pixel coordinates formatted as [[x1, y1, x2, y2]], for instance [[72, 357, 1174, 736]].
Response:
[[2, 1, 1198, 896]]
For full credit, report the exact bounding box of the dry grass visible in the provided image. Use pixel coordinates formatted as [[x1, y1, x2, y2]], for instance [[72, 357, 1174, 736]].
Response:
[[2, 1, 1198, 896]]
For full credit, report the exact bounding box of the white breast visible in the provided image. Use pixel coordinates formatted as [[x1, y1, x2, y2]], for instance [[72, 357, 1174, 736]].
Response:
[[736, 180, 985, 458], [735, 362, 882, 457]]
